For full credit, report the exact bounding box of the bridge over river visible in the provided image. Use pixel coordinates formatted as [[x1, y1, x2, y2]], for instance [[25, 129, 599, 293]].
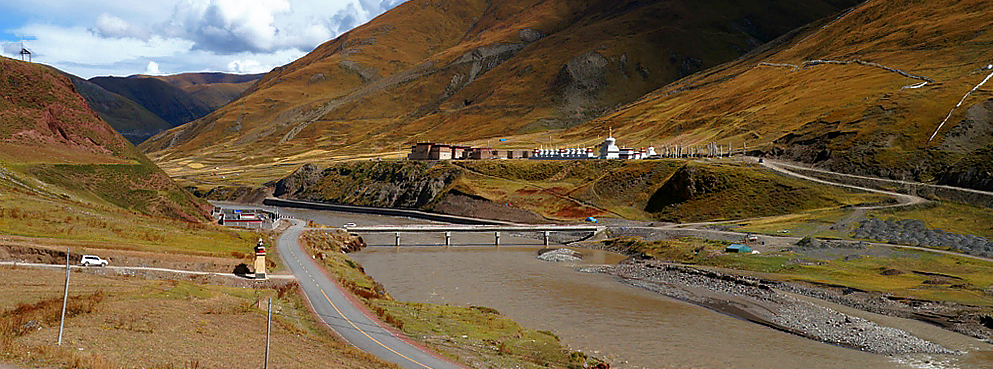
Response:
[[314, 224, 603, 246]]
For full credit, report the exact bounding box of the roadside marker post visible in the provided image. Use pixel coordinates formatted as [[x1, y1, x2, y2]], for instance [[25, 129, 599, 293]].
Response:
[[57, 248, 69, 345], [265, 298, 272, 369]]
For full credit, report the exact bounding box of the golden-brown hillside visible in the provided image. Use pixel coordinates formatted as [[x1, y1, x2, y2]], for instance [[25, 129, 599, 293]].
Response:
[[140, 0, 860, 186], [578, 0, 993, 189]]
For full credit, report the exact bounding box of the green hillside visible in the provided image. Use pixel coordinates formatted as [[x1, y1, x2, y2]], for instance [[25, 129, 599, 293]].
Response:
[[0, 56, 253, 256]]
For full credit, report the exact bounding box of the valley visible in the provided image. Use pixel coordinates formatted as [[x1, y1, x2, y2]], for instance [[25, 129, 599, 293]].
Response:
[[3, 0, 993, 367]]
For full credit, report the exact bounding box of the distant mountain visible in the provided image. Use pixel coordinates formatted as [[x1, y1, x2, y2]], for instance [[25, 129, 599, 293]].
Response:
[[89, 75, 215, 128], [66, 74, 174, 144], [140, 0, 860, 182], [80, 72, 262, 144], [148, 72, 264, 109], [0, 56, 209, 222]]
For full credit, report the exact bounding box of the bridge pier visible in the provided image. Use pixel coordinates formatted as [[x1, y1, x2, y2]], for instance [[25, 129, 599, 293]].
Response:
[[445, 231, 451, 247], [543, 231, 550, 246], [395, 232, 400, 247], [495, 231, 500, 246]]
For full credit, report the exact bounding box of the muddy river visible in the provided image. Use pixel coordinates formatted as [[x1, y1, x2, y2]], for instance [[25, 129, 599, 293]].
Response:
[[277, 207, 993, 369]]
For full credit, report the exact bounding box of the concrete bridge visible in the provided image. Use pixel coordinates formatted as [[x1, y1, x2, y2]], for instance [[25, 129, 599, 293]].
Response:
[[314, 224, 603, 246]]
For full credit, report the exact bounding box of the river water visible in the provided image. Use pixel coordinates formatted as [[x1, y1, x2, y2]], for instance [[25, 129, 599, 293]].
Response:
[[277, 207, 993, 369]]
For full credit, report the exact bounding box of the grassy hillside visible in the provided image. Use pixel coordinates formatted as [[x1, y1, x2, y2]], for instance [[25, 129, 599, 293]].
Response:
[[574, 0, 993, 189], [272, 159, 879, 222], [0, 56, 239, 256], [140, 0, 861, 185]]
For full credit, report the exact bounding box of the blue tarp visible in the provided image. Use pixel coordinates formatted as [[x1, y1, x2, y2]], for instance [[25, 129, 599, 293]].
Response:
[[585, 217, 597, 223], [726, 244, 751, 253]]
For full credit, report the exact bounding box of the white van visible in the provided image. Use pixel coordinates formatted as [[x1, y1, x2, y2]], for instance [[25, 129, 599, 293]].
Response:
[[80, 255, 109, 267]]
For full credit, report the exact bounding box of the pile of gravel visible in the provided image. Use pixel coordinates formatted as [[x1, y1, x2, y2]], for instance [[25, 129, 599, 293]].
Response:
[[852, 219, 993, 257], [773, 303, 954, 355], [537, 248, 583, 262], [795, 236, 867, 249]]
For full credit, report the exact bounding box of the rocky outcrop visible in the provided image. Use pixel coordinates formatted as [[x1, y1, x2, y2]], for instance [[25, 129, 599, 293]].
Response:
[[273, 161, 462, 209], [431, 189, 545, 223], [191, 186, 272, 204], [644, 165, 725, 212], [273, 163, 323, 198]]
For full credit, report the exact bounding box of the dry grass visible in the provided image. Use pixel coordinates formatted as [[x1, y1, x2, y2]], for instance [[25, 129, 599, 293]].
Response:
[[0, 181, 262, 259], [610, 236, 993, 306], [0, 266, 393, 369]]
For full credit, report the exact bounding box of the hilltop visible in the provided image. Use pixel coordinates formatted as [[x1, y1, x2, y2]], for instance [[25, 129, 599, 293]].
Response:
[[139, 0, 861, 185], [145, 72, 264, 110]]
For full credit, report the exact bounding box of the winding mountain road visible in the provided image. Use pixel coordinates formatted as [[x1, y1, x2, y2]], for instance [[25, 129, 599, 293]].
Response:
[[276, 219, 462, 369], [759, 159, 927, 208], [0, 261, 297, 279]]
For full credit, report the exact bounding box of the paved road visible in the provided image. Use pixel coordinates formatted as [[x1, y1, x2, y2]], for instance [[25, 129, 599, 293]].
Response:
[[0, 261, 296, 280], [760, 159, 927, 208], [276, 220, 462, 369], [626, 157, 993, 263], [764, 159, 993, 198]]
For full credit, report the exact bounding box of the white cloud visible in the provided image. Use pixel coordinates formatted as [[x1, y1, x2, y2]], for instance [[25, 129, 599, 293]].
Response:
[[1, 0, 410, 78], [92, 13, 150, 40], [163, 0, 292, 53], [145, 61, 161, 74], [15, 24, 193, 67], [227, 59, 264, 73]]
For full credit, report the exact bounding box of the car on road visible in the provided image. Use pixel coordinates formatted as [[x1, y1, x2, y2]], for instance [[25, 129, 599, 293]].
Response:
[[343, 222, 357, 228], [80, 255, 108, 267]]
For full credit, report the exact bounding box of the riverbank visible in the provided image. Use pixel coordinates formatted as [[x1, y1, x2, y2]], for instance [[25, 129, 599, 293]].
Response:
[[300, 230, 600, 369], [586, 261, 956, 354], [571, 236, 993, 358]]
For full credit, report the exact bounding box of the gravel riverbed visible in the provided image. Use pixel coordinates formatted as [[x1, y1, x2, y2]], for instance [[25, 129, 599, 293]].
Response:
[[585, 261, 959, 355]]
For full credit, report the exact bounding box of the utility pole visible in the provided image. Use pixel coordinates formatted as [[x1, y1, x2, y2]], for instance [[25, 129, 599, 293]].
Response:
[[265, 298, 272, 369], [57, 248, 70, 345]]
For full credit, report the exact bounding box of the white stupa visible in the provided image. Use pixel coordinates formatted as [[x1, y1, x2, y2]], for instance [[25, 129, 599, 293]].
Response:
[[599, 129, 620, 159]]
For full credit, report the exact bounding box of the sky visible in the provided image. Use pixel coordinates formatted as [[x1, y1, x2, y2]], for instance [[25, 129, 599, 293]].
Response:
[[0, 0, 405, 78]]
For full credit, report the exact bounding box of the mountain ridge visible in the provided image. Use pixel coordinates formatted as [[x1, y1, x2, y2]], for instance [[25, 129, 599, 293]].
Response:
[[139, 0, 862, 186]]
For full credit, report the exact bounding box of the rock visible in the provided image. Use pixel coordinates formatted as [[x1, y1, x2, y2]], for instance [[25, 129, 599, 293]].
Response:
[[796, 236, 822, 248], [537, 248, 583, 262], [518, 28, 545, 43]]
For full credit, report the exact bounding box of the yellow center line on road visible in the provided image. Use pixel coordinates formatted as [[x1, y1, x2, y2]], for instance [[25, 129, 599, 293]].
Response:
[[286, 228, 435, 368], [319, 286, 433, 369]]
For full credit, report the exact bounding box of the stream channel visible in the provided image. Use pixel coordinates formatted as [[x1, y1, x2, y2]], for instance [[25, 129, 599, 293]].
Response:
[[278, 207, 993, 369]]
